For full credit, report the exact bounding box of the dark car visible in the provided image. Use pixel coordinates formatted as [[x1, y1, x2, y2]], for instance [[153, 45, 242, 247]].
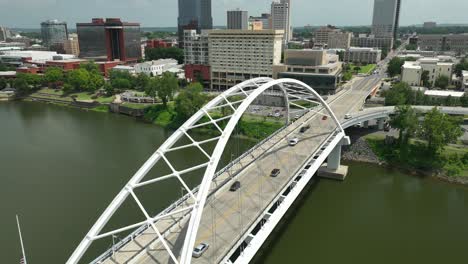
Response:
[[270, 169, 281, 177], [322, 116, 328, 121], [230, 181, 241, 192], [300, 125, 311, 133]]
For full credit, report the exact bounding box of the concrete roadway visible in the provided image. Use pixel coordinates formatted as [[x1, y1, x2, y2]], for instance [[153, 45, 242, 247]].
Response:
[[100, 72, 387, 264]]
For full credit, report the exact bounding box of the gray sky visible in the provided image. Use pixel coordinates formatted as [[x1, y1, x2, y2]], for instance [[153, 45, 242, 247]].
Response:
[[1, 0, 467, 28]]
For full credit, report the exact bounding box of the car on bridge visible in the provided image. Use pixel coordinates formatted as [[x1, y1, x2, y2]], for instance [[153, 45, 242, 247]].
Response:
[[289, 138, 299, 146], [230, 181, 241, 192], [270, 169, 281, 177], [300, 125, 310, 133], [193, 242, 209, 258]]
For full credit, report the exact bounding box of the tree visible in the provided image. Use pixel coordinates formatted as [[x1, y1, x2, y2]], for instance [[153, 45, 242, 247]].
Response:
[[175, 82, 207, 118], [389, 105, 419, 155], [81, 61, 100, 74], [387, 57, 405, 77], [419, 108, 463, 156], [384, 82, 412, 106], [145, 78, 159, 99], [461, 93, 468, 107], [342, 72, 353, 81], [0, 78, 6, 89], [434, 75, 449, 89], [109, 69, 135, 89], [135, 73, 150, 91], [88, 73, 105, 92], [103, 83, 114, 96], [421, 70, 431, 87], [157, 72, 178, 107], [66, 69, 90, 92], [112, 78, 132, 90], [453, 58, 468, 78], [13, 77, 30, 96], [44, 67, 64, 88], [145, 47, 184, 64], [405, 43, 418, 50]]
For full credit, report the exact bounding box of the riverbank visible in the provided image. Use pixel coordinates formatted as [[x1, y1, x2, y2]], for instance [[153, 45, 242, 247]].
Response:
[[16, 95, 284, 142], [343, 130, 468, 185]]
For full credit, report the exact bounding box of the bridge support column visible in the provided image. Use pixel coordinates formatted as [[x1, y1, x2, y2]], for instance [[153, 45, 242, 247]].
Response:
[[318, 136, 351, 181], [363, 121, 369, 129], [377, 118, 385, 130]]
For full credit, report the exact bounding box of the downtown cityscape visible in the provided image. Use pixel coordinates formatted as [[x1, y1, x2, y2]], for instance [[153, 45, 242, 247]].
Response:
[[1, 0, 468, 264]]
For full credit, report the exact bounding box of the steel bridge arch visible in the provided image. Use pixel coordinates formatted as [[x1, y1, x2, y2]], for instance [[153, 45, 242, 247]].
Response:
[[67, 78, 344, 264]]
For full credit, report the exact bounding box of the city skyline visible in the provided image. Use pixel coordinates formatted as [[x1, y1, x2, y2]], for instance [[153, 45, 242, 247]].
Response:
[[1, 0, 468, 28]]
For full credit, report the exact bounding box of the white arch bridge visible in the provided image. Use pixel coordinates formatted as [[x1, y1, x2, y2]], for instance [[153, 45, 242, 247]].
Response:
[[68, 78, 354, 264]]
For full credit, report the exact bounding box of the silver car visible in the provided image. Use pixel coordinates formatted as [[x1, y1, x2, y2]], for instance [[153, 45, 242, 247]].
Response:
[[193, 243, 209, 258]]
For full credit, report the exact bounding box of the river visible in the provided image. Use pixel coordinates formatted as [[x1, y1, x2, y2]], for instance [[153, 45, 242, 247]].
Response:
[[1, 101, 467, 264]]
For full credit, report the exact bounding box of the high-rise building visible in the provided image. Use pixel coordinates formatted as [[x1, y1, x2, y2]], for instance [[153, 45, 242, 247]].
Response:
[[227, 9, 248, 30], [64, 34, 80, 56], [183, 30, 210, 84], [76, 18, 141, 63], [371, 0, 401, 40], [249, 13, 272, 30], [271, 0, 291, 44], [0, 26, 12, 42], [314, 25, 340, 45], [327, 31, 352, 49], [418, 34, 468, 53], [423, 22, 437, 29], [40, 20, 68, 47], [208, 29, 284, 90], [178, 0, 213, 46], [351, 34, 394, 51]]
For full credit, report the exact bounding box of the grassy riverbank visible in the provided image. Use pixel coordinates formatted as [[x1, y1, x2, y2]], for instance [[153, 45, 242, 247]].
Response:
[[365, 134, 468, 178], [143, 103, 284, 140]]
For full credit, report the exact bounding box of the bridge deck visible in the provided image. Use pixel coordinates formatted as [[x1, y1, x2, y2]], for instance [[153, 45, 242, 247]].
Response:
[[100, 76, 383, 264]]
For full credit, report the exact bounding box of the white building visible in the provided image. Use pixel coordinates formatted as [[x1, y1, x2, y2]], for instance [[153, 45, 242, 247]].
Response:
[[271, 0, 291, 44], [401, 61, 422, 86], [344, 47, 382, 64], [401, 58, 454, 87], [134, 59, 178, 76], [462, 70, 468, 91], [208, 29, 284, 90], [424, 90, 465, 99]]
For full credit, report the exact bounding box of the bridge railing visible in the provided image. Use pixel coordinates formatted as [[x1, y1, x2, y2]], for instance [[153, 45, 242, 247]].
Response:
[[91, 103, 332, 264], [90, 122, 293, 264]]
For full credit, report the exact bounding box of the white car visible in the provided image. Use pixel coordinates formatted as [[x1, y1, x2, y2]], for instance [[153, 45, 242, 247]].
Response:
[[193, 243, 209, 258], [289, 138, 299, 146], [344, 114, 352, 119]]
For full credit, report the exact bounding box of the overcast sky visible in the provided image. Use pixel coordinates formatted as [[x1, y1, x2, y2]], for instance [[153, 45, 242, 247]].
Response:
[[1, 0, 467, 28]]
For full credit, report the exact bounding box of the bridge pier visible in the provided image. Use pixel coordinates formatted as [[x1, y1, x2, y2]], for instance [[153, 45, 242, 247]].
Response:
[[363, 121, 369, 129], [377, 118, 385, 130], [318, 136, 351, 181]]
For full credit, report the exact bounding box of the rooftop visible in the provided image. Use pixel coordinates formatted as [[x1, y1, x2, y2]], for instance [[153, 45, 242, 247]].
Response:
[[425, 90, 464, 98], [348, 47, 381, 52], [403, 61, 422, 70]]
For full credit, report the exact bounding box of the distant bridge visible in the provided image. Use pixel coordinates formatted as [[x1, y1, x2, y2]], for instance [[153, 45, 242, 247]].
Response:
[[342, 106, 468, 129]]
